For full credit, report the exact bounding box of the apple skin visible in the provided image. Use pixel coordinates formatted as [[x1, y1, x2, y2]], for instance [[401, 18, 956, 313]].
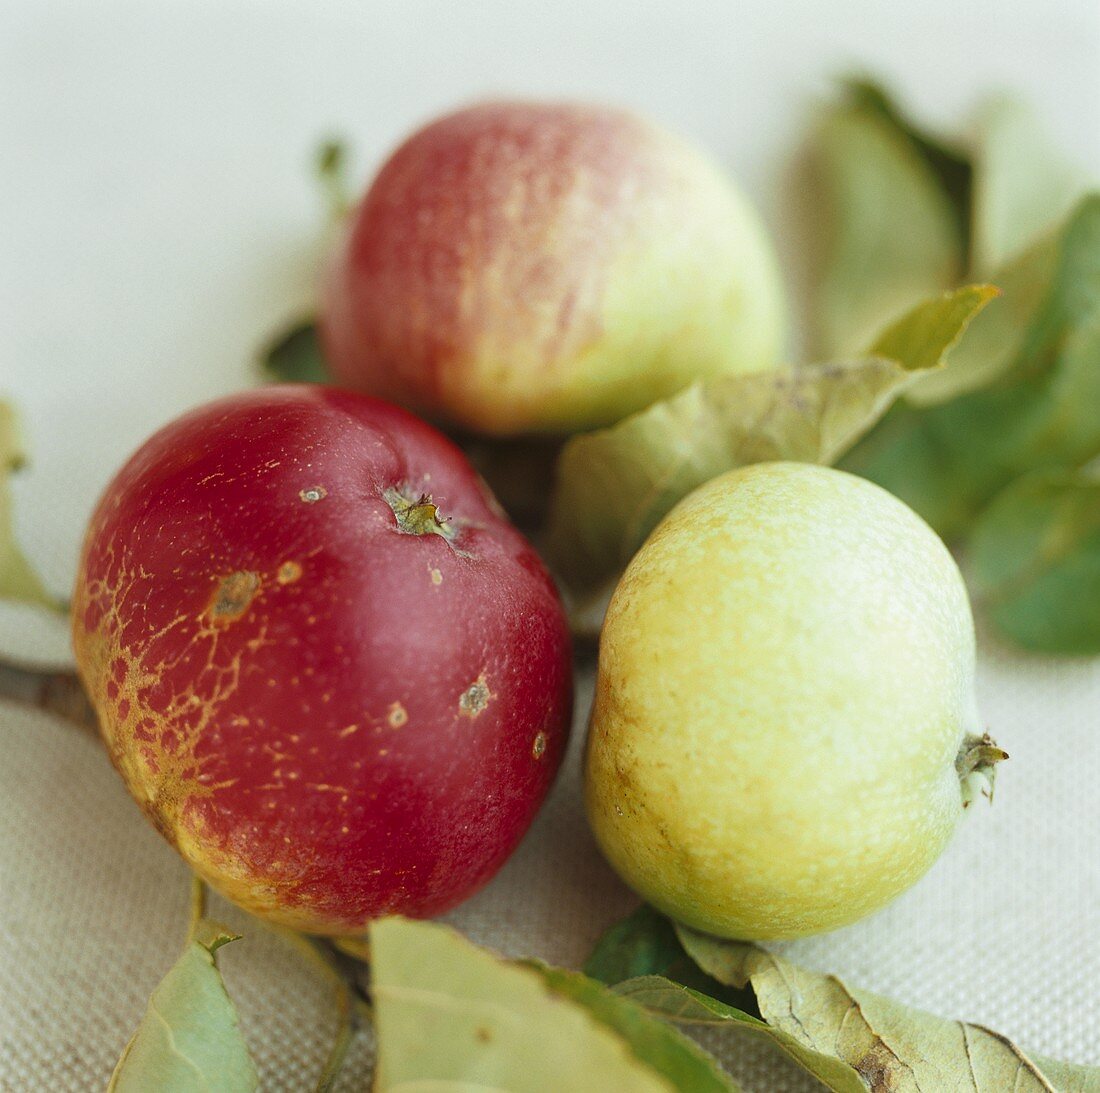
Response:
[[586, 462, 984, 940], [71, 386, 572, 934], [320, 100, 785, 436]]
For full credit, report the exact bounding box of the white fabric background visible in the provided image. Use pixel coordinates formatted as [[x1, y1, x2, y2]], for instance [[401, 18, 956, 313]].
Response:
[[2, 2, 1098, 1089]]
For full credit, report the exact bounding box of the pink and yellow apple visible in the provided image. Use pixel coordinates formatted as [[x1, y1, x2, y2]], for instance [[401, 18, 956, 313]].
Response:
[[321, 100, 785, 436]]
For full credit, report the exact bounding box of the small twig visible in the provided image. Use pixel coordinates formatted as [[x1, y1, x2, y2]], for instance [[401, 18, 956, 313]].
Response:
[[4, 656, 376, 1086], [314, 985, 355, 1093], [0, 658, 97, 734], [316, 139, 354, 224], [189, 875, 208, 938], [277, 930, 371, 1092], [332, 935, 371, 963]]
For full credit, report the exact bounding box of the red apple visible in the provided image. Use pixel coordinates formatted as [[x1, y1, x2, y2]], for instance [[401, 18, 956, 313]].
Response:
[[71, 386, 572, 934], [320, 100, 785, 436]]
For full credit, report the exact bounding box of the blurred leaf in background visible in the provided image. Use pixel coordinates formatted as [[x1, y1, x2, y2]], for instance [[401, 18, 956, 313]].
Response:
[[260, 319, 329, 384], [0, 401, 57, 610], [842, 198, 1100, 538], [547, 285, 993, 596], [807, 80, 966, 359], [970, 468, 1100, 654], [807, 78, 1085, 356], [970, 95, 1086, 277], [257, 138, 353, 386], [806, 80, 1098, 654]]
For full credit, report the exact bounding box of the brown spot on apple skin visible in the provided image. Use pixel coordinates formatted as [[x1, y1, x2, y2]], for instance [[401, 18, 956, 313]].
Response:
[[210, 571, 260, 622], [278, 561, 303, 585], [532, 731, 548, 760], [299, 485, 328, 503], [459, 675, 492, 718], [429, 566, 443, 586], [387, 702, 408, 728]]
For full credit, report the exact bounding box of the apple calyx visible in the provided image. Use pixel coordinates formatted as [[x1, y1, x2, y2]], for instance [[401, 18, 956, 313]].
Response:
[[957, 732, 1009, 808], [383, 486, 455, 540]]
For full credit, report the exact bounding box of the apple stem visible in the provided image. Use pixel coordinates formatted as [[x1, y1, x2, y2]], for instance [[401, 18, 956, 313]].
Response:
[[957, 732, 1009, 808], [383, 487, 455, 540]]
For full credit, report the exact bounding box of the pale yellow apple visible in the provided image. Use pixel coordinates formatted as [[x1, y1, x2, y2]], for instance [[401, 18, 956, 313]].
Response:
[[586, 462, 1000, 940]]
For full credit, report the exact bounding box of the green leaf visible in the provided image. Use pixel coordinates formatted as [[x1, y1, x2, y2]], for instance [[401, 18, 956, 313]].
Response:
[[107, 929, 257, 1093], [0, 401, 56, 610], [843, 78, 973, 256], [969, 469, 1100, 653], [613, 975, 866, 1093], [808, 85, 964, 357], [846, 82, 1086, 286], [675, 924, 1098, 1093], [584, 905, 687, 985], [835, 86, 1075, 409], [842, 197, 1100, 539], [810, 81, 1086, 411], [1033, 1056, 1100, 1093], [971, 96, 1086, 276], [546, 285, 994, 594], [532, 965, 739, 1093], [905, 229, 1061, 406], [611, 977, 759, 1027], [259, 319, 330, 384], [584, 905, 758, 1013], [865, 283, 998, 370], [369, 916, 738, 1093]]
